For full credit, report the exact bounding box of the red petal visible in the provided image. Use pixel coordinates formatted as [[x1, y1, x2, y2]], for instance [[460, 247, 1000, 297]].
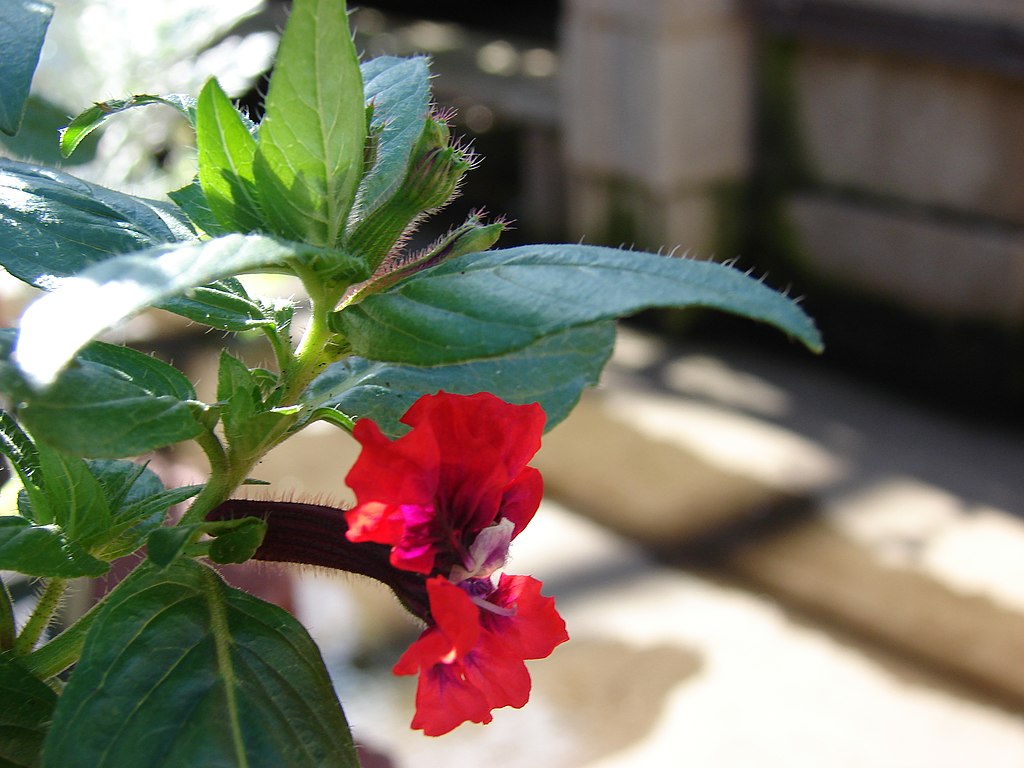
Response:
[[485, 574, 569, 660], [499, 466, 543, 538]]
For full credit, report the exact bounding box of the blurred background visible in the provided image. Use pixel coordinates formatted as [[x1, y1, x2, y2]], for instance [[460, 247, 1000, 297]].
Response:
[[2, 0, 1024, 765]]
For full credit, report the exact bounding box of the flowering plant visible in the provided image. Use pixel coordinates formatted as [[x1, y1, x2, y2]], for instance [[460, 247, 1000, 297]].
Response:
[[0, 0, 820, 764]]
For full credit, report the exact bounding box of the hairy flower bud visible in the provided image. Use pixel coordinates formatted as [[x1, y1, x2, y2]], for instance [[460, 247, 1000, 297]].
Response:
[[346, 115, 473, 271]]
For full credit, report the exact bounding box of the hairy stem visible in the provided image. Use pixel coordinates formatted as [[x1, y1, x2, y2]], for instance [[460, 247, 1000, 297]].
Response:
[[21, 584, 105, 679], [13, 578, 67, 656]]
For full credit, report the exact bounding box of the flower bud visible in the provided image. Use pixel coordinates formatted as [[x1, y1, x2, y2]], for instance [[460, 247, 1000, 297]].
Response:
[[345, 115, 473, 272]]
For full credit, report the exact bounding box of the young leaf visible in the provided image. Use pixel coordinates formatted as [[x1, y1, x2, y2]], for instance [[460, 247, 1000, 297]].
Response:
[[253, 0, 366, 246], [217, 352, 294, 458], [0, 517, 108, 578], [0, 158, 196, 290], [168, 177, 231, 237], [0, 654, 58, 767], [299, 321, 616, 437], [356, 56, 431, 218], [334, 244, 824, 365], [60, 94, 197, 159], [196, 78, 262, 232], [12, 234, 312, 388], [42, 559, 360, 767], [0, 0, 53, 136]]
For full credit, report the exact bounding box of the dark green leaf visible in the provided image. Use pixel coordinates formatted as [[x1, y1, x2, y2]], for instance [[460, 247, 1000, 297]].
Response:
[[0, 0, 53, 136], [0, 518, 108, 578], [356, 56, 431, 218], [0, 410, 40, 491], [0, 158, 196, 290], [161, 278, 283, 333], [43, 559, 359, 768], [60, 94, 196, 159], [34, 444, 109, 542], [87, 460, 201, 560], [77, 343, 196, 402], [13, 234, 310, 387], [145, 525, 194, 568], [196, 78, 262, 232], [335, 244, 823, 364], [301, 321, 616, 437], [253, 0, 366, 246], [15, 344, 204, 458], [207, 516, 267, 565], [0, 653, 58, 767]]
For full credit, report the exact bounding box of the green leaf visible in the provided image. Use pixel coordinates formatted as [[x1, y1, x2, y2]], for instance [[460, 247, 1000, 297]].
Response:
[[0, 158, 196, 290], [356, 56, 431, 218], [0, 411, 40, 492], [0, 0, 53, 136], [12, 234, 311, 387], [207, 516, 267, 565], [60, 94, 197, 159], [14, 343, 204, 458], [87, 461, 201, 560], [253, 0, 366, 246], [217, 352, 293, 457], [0, 518, 108, 578], [335, 244, 824, 364], [34, 444, 110, 543], [168, 178, 231, 237], [144, 525, 194, 568], [300, 321, 616, 437], [0, 96, 96, 167], [162, 278, 286, 334], [196, 79, 262, 232], [0, 653, 58, 767], [43, 559, 359, 768]]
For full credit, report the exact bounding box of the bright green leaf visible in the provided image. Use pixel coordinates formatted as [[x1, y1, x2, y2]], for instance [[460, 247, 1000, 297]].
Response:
[[168, 178, 231, 237], [0, 0, 53, 136], [34, 444, 110, 543], [356, 56, 431, 218], [60, 94, 197, 159], [334, 245, 823, 365], [43, 559, 359, 767], [196, 79, 262, 232], [0, 96, 96, 167], [0, 159, 196, 290], [0, 653, 58, 767], [253, 0, 366, 246], [300, 321, 616, 437]]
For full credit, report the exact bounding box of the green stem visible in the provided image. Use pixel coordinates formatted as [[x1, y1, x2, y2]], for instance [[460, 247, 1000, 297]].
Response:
[[13, 578, 67, 656], [0, 575, 15, 652], [21, 589, 104, 679]]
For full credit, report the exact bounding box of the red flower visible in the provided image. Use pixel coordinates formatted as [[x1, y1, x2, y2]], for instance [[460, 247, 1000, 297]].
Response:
[[344, 392, 566, 734], [344, 391, 545, 577], [394, 574, 568, 736]]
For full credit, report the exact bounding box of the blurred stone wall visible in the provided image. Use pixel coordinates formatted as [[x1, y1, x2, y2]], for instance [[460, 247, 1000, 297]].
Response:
[[560, 0, 1024, 409]]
